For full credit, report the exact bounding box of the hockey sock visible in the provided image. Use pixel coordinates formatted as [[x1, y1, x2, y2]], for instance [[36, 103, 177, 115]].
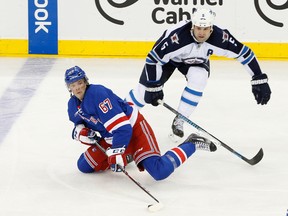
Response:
[[164, 143, 196, 169]]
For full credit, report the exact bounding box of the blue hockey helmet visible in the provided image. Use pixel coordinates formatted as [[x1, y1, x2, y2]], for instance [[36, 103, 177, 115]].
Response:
[[65, 66, 89, 86]]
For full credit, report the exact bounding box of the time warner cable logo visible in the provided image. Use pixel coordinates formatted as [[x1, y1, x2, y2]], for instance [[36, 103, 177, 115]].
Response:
[[94, 0, 224, 25], [94, 0, 139, 25], [254, 0, 288, 27]]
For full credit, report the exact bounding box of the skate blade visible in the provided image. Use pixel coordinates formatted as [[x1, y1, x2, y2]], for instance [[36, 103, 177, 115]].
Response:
[[168, 131, 182, 143]]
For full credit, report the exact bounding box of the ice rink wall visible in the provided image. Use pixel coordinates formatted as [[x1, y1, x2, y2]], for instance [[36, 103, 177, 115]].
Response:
[[0, 0, 288, 59]]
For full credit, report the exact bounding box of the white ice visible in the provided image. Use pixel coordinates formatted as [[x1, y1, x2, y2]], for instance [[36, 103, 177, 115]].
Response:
[[0, 57, 287, 216]]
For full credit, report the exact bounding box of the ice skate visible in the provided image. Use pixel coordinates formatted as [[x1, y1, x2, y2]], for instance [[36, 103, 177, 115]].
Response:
[[182, 133, 217, 152], [171, 115, 184, 138]]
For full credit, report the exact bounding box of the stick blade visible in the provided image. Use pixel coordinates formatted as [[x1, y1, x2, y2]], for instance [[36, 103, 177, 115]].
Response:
[[246, 148, 264, 165], [147, 202, 164, 212]]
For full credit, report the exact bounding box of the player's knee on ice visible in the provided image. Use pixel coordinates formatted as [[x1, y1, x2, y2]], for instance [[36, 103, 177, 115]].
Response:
[[77, 153, 95, 173], [77, 151, 109, 173]]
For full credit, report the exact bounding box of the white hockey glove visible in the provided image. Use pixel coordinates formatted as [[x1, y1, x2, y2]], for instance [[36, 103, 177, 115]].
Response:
[[72, 124, 100, 145], [106, 147, 128, 172]]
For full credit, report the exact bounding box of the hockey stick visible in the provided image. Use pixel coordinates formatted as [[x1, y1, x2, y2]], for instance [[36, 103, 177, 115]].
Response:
[[94, 141, 163, 211], [158, 100, 264, 166]]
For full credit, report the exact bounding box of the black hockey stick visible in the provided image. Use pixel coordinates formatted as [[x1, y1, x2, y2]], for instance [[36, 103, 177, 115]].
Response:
[[158, 100, 264, 166], [94, 141, 163, 210]]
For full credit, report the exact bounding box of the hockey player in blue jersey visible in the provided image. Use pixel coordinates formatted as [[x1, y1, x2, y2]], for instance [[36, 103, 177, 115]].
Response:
[[126, 8, 271, 140], [65, 66, 217, 181]]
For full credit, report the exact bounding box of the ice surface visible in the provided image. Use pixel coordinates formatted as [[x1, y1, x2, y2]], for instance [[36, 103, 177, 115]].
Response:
[[0, 57, 287, 216]]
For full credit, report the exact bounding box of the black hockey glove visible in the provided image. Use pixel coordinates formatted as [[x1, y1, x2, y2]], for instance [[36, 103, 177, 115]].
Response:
[[251, 73, 271, 105], [144, 86, 164, 106]]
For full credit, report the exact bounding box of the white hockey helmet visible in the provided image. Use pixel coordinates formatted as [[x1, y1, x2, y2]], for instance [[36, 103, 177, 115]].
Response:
[[191, 8, 216, 27]]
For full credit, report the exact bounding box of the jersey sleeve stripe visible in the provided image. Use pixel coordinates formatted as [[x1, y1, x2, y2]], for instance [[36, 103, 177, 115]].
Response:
[[104, 113, 130, 132], [241, 52, 255, 65], [150, 50, 166, 65], [237, 45, 249, 58]]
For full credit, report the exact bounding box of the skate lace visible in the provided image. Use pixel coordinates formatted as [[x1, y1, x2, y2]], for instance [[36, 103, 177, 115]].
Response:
[[193, 138, 210, 151], [195, 142, 210, 150]]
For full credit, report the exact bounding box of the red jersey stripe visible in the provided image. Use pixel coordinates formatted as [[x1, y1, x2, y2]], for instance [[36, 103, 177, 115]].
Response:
[[106, 115, 129, 132], [171, 147, 187, 164]]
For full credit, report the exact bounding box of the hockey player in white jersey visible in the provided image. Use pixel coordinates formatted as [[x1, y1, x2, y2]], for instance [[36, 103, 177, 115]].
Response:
[[126, 8, 271, 140]]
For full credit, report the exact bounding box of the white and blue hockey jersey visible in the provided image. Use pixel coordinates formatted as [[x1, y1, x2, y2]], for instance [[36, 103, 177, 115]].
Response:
[[142, 20, 263, 85]]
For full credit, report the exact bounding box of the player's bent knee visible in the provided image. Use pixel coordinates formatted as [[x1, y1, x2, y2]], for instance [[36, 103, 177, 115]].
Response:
[[77, 153, 94, 173], [150, 171, 172, 181], [141, 156, 175, 181]]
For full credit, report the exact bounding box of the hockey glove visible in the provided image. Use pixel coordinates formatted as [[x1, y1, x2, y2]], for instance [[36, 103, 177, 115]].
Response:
[[72, 124, 100, 145], [144, 85, 164, 106], [106, 147, 128, 172], [251, 73, 271, 105]]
